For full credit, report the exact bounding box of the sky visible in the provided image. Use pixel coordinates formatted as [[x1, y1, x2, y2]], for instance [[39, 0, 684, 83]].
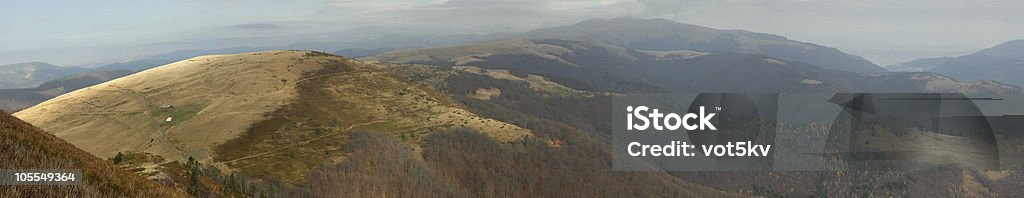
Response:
[[1, 0, 1022, 66]]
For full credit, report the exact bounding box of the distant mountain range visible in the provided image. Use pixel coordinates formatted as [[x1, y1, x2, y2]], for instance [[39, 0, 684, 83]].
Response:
[[368, 38, 1017, 95], [521, 17, 886, 73], [93, 47, 266, 72], [2, 17, 884, 74], [0, 62, 85, 89], [332, 47, 396, 58], [926, 40, 1024, 86], [0, 69, 133, 111]]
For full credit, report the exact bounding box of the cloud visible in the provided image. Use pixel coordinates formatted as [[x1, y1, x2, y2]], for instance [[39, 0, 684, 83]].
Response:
[[226, 23, 282, 30], [637, 0, 691, 16]]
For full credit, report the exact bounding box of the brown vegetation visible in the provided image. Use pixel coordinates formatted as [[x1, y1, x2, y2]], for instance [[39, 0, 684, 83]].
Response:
[[0, 110, 186, 197], [303, 129, 734, 197]]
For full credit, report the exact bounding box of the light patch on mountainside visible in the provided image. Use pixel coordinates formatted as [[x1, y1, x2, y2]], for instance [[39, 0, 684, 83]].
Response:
[[34, 87, 67, 96], [961, 170, 994, 197], [800, 79, 823, 85], [370, 39, 595, 67], [763, 58, 787, 65], [451, 55, 487, 65], [454, 66, 590, 96], [639, 50, 709, 61], [853, 127, 997, 171], [908, 73, 1020, 94], [469, 87, 501, 100]]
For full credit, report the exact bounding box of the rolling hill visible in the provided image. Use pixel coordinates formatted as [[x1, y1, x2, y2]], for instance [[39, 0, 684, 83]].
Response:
[[94, 47, 265, 72], [0, 47, 267, 112], [522, 17, 886, 73], [0, 110, 185, 197], [930, 39, 1024, 86], [14, 51, 533, 185], [0, 62, 85, 89]]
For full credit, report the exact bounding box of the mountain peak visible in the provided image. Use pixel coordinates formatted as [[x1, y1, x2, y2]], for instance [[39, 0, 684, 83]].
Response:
[[524, 18, 884, 73], [930, 39, 1024, 86], [976, 39, 1024, 58]]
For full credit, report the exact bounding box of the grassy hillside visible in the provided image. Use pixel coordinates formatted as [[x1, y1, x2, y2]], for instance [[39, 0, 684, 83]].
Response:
[[0, 110, 185, 197], [14, 51, 532, 186]]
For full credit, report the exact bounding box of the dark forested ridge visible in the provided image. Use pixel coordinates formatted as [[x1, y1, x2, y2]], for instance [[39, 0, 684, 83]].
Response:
[[303, 128, 734, 197], [382, 63, 1024, 197]]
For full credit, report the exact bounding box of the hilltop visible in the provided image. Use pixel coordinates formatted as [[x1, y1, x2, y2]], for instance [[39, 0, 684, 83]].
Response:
[[14, 50, 531, 184]]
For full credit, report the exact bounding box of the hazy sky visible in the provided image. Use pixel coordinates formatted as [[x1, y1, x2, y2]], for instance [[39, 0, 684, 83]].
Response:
[[2, 0, 1022, 65]]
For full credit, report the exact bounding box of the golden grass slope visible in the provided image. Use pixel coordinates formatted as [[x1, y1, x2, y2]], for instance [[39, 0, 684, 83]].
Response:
[[14, 50, 531, 184], [15, 51, 325, 162]]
